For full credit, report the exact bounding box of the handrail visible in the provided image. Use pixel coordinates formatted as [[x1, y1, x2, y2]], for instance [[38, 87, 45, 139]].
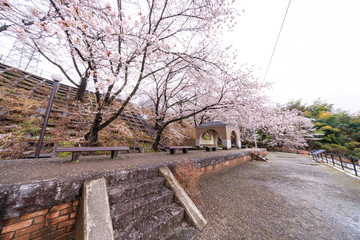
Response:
[[310, 150, 359, 177]]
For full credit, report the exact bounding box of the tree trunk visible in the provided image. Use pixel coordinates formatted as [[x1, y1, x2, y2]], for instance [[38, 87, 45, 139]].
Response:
[[84, 111, 102, 146], [152, 127, 165, 150], [152, 119, 164, 150], [154, 118, 162, 131], [75, 77, 87, 101]]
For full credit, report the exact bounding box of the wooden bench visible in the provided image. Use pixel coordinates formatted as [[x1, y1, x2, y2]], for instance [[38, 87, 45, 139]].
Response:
[[167, 146, 192, 155], [55, 146, 130, 161], [205, 146, 217, 152]]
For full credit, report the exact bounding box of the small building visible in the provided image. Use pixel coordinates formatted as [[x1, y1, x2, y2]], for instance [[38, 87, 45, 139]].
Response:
[[195, 121, 241, 150]]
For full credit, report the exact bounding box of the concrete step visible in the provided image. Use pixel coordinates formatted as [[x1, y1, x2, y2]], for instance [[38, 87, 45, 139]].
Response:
[[107, 177, 165, 204], [162, 222, 198, 240], [111, 187, 174, 230], [105, 166, 161, 186], [114, 204, 185, 240]]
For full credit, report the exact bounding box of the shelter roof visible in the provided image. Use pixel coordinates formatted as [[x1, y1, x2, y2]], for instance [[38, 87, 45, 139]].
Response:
[[196, 120, 239, 130]]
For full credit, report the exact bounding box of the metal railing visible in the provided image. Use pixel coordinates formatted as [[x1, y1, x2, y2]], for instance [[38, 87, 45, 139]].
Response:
[[310, 150, 359, 177]]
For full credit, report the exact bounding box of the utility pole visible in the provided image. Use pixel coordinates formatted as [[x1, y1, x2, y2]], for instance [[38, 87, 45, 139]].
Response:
[[252, 121, 258, 148], [34, 74, 62, 158]]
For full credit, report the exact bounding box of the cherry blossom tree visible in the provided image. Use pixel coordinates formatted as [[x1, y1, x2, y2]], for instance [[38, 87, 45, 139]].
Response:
[[1, 0, 238, 145], [193, 67, 269, 125], [195, 90, 316, 149], [256, 108, 316, 149], [137, 54, 270, 149], [138, 54, 240, 149], [237, 106, 316, 149]]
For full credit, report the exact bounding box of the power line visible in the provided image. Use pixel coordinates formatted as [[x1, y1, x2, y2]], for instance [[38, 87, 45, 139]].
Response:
[[263, 0, 292, 82]]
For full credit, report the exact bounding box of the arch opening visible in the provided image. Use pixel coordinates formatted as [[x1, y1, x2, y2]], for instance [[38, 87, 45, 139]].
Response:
[[231, 130, 238, 149], [199, 129, 222, 147]]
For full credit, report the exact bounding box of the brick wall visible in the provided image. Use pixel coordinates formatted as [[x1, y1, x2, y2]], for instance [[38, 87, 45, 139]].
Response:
[[0, 201, 78, 240]]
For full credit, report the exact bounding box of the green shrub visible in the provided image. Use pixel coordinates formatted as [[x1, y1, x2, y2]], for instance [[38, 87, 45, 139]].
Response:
[[57, 152, 71, 157], [322, 143, 347, 155], [19, 118, 41, 136], [60, 141, 73, 147], [57, 141, 74, 157], [144, 146, 155, 153]]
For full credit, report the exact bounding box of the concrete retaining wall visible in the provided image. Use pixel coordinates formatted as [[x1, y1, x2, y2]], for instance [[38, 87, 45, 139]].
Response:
[[0, 149, 267, 239]]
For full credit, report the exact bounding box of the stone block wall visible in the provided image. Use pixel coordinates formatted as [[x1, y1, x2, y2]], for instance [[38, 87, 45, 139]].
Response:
[[0, 201, 78, 240]]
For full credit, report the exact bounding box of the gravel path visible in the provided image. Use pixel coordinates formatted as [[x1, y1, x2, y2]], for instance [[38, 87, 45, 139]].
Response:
[[0, 149, 252, 185], [195, 152, 360, 240]]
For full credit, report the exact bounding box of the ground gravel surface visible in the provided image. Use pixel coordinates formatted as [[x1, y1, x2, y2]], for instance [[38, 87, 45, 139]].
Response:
[[195, 152, 360, 240], [0, 149, 252, 185]]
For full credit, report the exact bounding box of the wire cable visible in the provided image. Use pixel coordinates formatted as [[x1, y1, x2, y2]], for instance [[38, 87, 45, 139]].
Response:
[[263, 0, 292, 81]]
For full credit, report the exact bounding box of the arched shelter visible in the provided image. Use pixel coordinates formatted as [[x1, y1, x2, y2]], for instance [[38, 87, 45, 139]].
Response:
[[195, 121, 241, 150]]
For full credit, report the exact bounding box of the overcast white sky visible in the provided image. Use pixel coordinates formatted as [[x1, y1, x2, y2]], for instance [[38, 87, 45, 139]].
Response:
[[1, 0, 359, 113], [228, 0, 360, 113]]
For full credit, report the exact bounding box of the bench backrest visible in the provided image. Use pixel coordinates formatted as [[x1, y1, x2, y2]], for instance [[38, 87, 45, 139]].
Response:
[[55, 147, 130, 152], [167, 146, 192, 149]]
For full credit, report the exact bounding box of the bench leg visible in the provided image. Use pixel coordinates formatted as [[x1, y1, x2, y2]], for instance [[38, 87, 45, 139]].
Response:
[[182, 148, 188, 154], [72, 152, 81, 161], [206, 147, 210, 152], [111, 151, 119, 159], [212, 147, 217, 151], [170, 149, 175, 154]]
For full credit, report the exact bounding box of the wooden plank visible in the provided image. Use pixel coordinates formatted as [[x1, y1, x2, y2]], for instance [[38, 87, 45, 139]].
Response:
[[55, 146, 130, 152], [168, 146, 192, 154], [168, 146, 192, 149]]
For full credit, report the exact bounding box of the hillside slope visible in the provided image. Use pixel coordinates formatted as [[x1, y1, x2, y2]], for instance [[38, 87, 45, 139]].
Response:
[[0, 64, 195, 159]]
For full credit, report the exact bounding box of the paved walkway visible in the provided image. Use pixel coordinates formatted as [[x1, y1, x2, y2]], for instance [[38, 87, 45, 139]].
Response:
[[195, 152, 360, 240], [0, 149, 252, 185]]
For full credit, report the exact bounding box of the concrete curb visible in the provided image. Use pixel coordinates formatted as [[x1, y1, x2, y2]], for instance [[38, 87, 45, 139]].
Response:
[[252, 152, 269, 162], [74, 178, 114, 240], [159, 167, 207, 231]]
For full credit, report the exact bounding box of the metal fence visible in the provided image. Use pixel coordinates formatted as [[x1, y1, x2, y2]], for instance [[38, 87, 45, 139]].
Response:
[[310, 150, 359, 177]]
